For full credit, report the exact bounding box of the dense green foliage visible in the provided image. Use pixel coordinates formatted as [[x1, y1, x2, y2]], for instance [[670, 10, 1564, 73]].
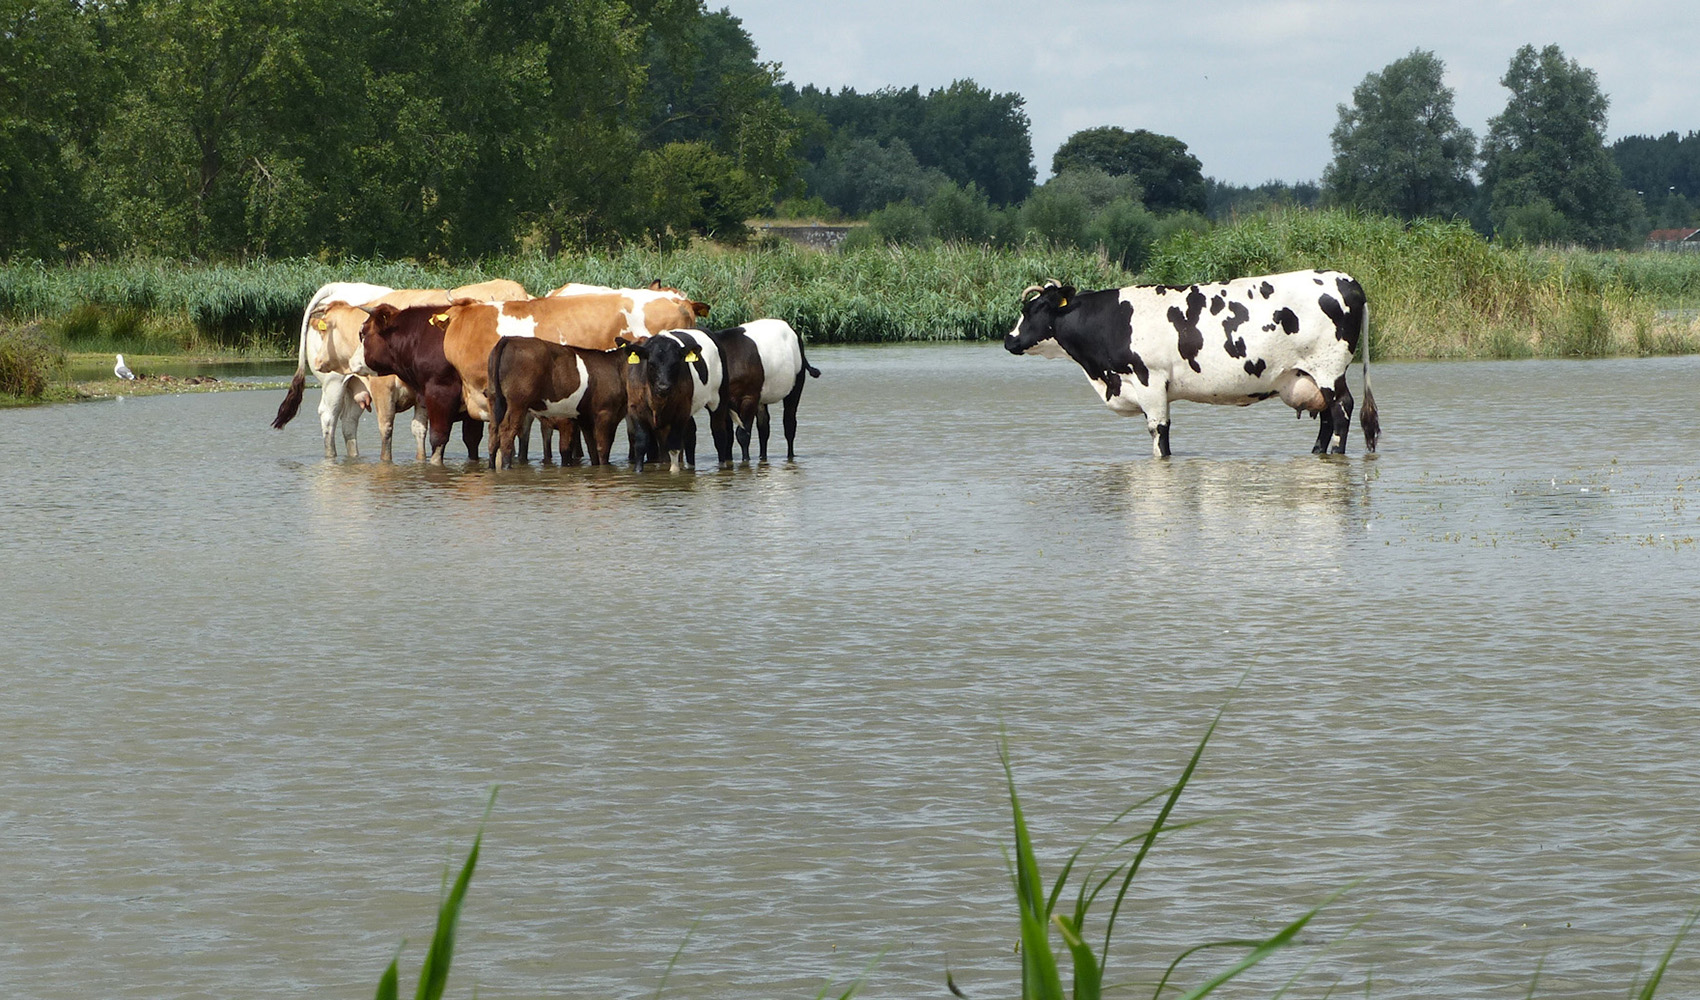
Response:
[[1325, 50, 1477, 221], [783, 80, 1036, 210], [1613, 132, 1700, 229], [1050, 126, 1206, 215], [0, 0, 801, 258], [1481, 45, 1640, 248]]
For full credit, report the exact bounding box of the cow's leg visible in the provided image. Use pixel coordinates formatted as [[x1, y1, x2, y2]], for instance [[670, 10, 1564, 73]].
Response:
[[411, 413, 428, 461], [592, 417, 618, 465], [681, 416, 698, 469], [338, 399, 362, 459], [1137, 391, 1172, 458], [516, 411, 535, 463], [709, 406, 734, 466], [374, 387, 397, 462], [424, 386, 458, 464], [463, 418, 486, 463], [1324, 377, 1354, 455], [755, 404, 773, 462], [629, 420, 651, 471], [318, 373, 347, 458], [781, 381, 803, 461]]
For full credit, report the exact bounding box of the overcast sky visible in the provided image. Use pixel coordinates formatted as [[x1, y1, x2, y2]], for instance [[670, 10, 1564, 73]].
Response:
[[722, 0, 1700, 186]]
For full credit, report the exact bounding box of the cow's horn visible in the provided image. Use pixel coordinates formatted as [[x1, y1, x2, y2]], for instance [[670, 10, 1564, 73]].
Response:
[[1020, 284, 1045, 302]]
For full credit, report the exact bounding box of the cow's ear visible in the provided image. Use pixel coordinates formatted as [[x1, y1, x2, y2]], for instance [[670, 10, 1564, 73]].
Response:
[[1054, 285, 1079, 310], [691, 300, 711, 317]]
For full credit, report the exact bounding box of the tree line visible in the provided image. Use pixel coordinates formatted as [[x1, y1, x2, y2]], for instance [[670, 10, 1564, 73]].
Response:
[[0, 3, 1692, 262]]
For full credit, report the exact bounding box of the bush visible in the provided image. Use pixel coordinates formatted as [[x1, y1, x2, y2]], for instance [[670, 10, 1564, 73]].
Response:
[[926, 182, 996, 244], [0, 323, 66, 398], [1085, 197, 1157, 270]]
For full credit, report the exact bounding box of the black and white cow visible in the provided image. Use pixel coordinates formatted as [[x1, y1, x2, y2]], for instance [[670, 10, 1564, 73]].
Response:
[[1005, 270, 1380, 456], [705, 319, 822, 464]]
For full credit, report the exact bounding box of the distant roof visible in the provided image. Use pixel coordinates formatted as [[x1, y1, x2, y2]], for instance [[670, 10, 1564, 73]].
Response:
[[1646, 228, 1700, 242]]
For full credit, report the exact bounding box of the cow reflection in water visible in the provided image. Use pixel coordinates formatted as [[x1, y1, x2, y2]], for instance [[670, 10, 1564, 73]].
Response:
[[1085, 457, 1372, 556]]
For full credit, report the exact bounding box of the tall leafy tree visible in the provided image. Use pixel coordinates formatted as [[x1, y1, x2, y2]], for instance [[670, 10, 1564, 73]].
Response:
[[1613, 131, 1700, 228], [0, 0, 107, 255], [1323, 49, 1476, 220], [783, 79, 1033, 211], [1480, 43, 1638, 247], [1050, 126, 1205, 214]]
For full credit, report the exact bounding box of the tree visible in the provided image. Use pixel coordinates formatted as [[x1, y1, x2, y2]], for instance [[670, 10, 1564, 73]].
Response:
[[1051, 126, 1205, 214], [783, 79, 1035, 211], [1480, 44, 1638, 247], [0, 0, 107, 256], [1323, 49, 1476, 220]]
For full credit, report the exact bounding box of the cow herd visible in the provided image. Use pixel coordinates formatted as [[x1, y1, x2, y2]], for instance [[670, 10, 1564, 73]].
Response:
[[270, 267, 1381, 467], [271, 279, 818, 471]]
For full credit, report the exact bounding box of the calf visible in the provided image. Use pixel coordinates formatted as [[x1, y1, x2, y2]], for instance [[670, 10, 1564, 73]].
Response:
[[1005, 270, 1380, 456], [622, 329, 724, 472], [704, 319, 821, 464], [486, 338, 627, 470], [272, 281, 392, 457], [351, 304, 485, 464]]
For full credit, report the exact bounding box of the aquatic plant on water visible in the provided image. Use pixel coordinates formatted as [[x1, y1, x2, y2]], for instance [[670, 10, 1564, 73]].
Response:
[[992, 709, 1337, 1000], [376, 788, 496, 1000]]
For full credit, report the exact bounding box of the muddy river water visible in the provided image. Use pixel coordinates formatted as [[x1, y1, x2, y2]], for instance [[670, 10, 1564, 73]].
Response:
[[2, 345, 1697, 999]]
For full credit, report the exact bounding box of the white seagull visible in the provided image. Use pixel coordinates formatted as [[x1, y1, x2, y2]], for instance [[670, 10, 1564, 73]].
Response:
[[114, 354, 136, 380]]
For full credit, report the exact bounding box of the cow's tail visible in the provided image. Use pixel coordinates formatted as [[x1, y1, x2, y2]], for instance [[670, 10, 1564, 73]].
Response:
[[270, 306, 314, 429], [797, 331, 821, 378], [1359, 299, 1380, 452], [488, 336, 511, 434]]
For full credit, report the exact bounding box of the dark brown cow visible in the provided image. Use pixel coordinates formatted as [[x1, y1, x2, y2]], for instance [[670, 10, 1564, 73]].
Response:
[[486, 338, 628, 470], [623, 329, 724, 472], [350, 304, 484, 464]]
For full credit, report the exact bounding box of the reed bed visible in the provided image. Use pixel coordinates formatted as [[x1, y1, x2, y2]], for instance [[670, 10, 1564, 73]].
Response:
[[5, 215, 1700, 358], [1147, 211, 1700, 359], [0, 246, 1132, 353]]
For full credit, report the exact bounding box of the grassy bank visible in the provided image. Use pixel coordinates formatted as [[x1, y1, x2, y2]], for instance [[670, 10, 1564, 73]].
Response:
[[3, 212, 1699, 378], [1148, 211, 1700, 359]]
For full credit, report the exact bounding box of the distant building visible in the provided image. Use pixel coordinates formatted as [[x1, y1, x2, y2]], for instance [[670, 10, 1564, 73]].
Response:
[[1644, 228, 1700, 251]]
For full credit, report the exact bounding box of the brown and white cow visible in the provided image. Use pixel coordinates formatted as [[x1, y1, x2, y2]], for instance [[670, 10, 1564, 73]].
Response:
[[486, 338, 628, 470]]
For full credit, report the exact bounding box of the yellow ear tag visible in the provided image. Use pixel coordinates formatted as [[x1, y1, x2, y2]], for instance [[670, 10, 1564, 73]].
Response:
[[431, 312, 449, 325], [1058, 297, 1068, 308], [685, 351, 699, 363], [627, 353, 641, 365], [313, 318, 328, 331]]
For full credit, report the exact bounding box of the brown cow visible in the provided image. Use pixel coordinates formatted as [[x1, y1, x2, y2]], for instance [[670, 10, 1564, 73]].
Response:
[[351, 304, 485, 464], [486, 338, 628, 470]]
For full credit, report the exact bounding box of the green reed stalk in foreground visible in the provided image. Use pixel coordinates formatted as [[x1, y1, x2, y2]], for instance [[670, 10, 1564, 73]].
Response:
[[999, 709, 1334, 1000], [377, 788, 497, 1000]]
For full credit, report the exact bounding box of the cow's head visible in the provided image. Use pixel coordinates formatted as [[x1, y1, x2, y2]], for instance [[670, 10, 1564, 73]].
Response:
[[624, 334, 701, 399], [352, 303, 405, 376], [1006, 281, 1077, 358]]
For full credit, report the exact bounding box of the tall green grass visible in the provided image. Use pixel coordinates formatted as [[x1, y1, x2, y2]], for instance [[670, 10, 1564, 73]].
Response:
[[0, 246, 1132, 353], [0, 322, 67, 399], [1147, 210, 1700, 359], [5, 214, 1700, 357]]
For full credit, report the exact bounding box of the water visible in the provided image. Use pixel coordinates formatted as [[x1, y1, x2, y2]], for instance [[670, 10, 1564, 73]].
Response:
[[2, 345, 1698, 1000]]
